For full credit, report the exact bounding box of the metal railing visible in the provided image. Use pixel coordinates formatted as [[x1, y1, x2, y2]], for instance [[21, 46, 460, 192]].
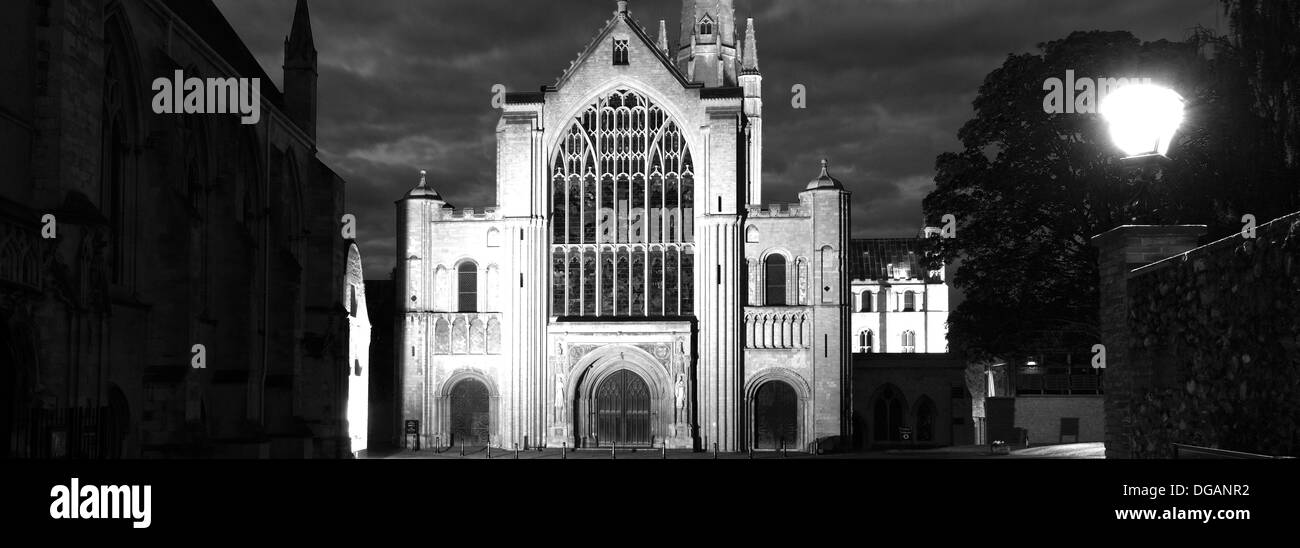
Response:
[[1172, 443, 1293, 459]]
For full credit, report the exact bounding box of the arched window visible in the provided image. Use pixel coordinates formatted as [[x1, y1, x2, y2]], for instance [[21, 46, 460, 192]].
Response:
[[764, 255, 787, 305], [699, 16, 713, 35], [916, 397, 936, 442], [873, 385, 905, 442], [745, 225, 759, 243], [860, 291, 873, 312], [858, 330, 874, 353], [457, 262, 478, 312], [549, 89, 694, 318], [901, 330, 916, 353], [903, 290, 916, 311], [612, 39, 629, 65]]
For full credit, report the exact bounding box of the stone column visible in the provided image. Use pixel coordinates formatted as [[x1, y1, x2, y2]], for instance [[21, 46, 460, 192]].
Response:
[[1090, 225, 1205, 459]]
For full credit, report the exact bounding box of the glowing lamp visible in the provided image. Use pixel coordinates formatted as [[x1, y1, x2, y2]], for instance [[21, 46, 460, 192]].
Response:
[[1099, 84, 1185, 159]]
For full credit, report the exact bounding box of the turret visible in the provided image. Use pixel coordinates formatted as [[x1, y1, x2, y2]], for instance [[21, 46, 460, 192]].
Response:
[[739, 17, 762, 204], [396, 170, 443, 313]]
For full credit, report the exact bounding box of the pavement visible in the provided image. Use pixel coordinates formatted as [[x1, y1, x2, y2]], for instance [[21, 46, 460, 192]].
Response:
[[362, 442, 1105, 460]]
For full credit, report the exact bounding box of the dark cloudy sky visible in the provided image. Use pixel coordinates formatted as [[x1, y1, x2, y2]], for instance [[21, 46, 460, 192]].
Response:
[[213, 0, 1222, 278]]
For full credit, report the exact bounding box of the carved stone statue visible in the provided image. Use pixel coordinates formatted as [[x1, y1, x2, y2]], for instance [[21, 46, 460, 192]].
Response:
[[554, 369, 566, 409], [674, 373, 686, 410]]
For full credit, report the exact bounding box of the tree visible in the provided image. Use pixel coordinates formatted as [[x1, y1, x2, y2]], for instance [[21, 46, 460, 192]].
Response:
[[923, 30, 1297, 362], [1222, 0, 1300, 168]]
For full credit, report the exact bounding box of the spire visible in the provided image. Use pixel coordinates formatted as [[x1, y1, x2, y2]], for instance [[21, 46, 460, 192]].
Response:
[[283, 0, 317, 141], [285, 0, 315, 61], [677, 0, 738, 87], [657, 20, 669, 55], [742, 17, 759, 73]]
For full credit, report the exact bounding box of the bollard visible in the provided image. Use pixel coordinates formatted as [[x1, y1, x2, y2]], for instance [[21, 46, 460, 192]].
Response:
[[487, 444, 491, 459], [749, 445, 753, 459], [461, 440, 465, 457], [781, 440, 786, 458], [563, 441, 567, 460], [662, 440, 667, 460], [713, 442, 718, 460], [611, 441, 616, 459], [514, 443, 519, 460]]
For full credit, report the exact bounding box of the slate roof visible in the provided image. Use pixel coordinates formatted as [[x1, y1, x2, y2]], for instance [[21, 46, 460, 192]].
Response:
[[848, 238, 937, 282], [161, 0, 286, 107]]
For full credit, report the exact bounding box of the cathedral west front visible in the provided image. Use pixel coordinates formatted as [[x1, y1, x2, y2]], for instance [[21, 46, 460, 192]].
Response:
[[396, 0, 852, 452]]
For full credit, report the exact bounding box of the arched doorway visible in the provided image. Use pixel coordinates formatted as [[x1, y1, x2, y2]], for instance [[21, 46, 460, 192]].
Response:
[[592, 369, 651, 446], [449, 379, 490, 446], [753, 380, 798, 450], [916, 396, 936, 442], [873, 384, 906, 442]]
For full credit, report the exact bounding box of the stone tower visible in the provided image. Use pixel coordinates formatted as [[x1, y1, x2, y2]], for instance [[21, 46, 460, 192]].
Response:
[[677, 0, 739, 87]]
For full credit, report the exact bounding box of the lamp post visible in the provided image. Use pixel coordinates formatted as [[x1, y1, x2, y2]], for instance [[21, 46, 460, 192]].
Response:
[[1099, 83, 1186, 161]]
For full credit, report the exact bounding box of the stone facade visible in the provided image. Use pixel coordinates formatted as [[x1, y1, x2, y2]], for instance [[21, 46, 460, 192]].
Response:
[[0, 0, 363, 458], [396, 0, 849, 452]]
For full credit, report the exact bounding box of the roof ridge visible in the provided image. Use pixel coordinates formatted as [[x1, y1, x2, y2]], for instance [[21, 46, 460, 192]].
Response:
[[549, 9, 700, 92]]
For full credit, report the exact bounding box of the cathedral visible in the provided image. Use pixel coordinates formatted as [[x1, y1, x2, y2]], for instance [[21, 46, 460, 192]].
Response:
[[397, 0, 853, 452], [1, 0, 367, 458]]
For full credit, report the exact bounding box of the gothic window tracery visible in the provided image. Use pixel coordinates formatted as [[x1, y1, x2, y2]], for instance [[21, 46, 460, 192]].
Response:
[[613, 39, 629, 65], [551, 89, 694, 317]]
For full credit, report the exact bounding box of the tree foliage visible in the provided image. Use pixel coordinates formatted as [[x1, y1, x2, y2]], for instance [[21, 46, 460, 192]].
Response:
[[923, 30, 1298, 362], [1222, 0, 1300, 168]]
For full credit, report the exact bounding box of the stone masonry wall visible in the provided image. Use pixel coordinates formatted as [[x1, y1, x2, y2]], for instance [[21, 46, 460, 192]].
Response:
[[1125, 213, 1300, 457]]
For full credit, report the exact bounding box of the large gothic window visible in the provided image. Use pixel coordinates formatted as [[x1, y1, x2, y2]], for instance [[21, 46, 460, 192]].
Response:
[[550, 89, 695, 317]]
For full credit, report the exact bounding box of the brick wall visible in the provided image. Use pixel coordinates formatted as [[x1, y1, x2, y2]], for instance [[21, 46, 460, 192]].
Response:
[[1091, 225, 1205, 459], [1014, 395, 1104, 443]]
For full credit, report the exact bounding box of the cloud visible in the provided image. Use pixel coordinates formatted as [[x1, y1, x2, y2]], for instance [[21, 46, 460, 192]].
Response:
[[214, 0, 1220, 277]]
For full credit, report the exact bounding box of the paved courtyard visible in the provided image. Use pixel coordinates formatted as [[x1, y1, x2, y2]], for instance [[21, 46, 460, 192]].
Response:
[[363, 442, 1105, 460]]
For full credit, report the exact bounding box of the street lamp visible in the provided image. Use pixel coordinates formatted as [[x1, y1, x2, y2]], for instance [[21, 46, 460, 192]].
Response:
[[1099, 83, 1185, 160]]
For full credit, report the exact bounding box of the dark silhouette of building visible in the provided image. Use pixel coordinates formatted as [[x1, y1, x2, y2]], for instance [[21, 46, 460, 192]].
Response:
[[0, 0, 363, 458]]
